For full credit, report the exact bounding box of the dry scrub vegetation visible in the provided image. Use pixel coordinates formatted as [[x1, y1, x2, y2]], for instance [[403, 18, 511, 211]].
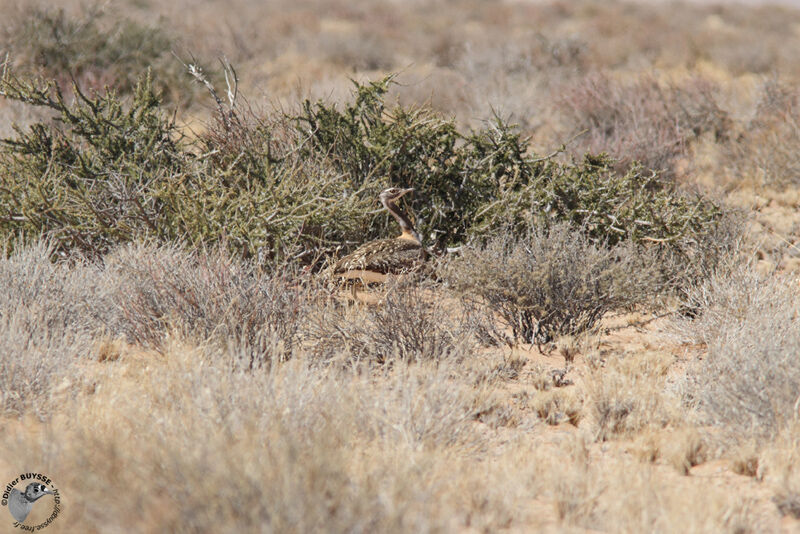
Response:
[[2, 0, 800, 532]]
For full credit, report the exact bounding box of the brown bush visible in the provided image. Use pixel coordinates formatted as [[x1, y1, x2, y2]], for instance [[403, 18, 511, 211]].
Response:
[[724, 79, 800, 188], [559, 73, 730, 178]]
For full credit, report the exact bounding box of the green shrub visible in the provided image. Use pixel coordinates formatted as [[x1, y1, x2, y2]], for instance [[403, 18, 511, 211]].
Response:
[[0, 68, 729, 274], [471, 153, 724, 248], [0, 72, 187, 256], [296, 76, 486, 249], [297, 77, 725, 253]]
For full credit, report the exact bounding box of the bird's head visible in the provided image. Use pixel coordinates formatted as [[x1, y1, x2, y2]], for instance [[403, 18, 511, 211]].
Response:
[[379, 187, 413, 206], [24, 483, 53, 502]]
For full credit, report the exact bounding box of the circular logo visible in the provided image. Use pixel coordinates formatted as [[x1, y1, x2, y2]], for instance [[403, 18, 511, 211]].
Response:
[[1, 473, 60, 530]]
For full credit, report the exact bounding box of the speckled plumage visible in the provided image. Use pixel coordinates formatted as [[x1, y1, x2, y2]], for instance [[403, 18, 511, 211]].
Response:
[[329, 187, 428, 281], [331, 237, 427, 275]]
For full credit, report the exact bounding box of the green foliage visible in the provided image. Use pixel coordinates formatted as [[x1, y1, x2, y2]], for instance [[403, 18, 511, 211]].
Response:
[[165, 154, 375, 264], [297, 76, 477, 248], [0, 69, 727, 273], [297, 76, 724, 252], [473, 153, 724, 248], [0, 72, 186, 255]]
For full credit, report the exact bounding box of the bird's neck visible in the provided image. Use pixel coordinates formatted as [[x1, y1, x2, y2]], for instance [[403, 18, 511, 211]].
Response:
[[383, 198, 422, 244], [398, 229, 421, 243]]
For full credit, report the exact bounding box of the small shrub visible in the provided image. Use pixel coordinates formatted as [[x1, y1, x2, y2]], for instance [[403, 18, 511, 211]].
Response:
[[0, 241, 96, 417], [442, 224, 657, 345], [0, 308, 88, 418], [672, 264, 786, 346], [0, 240, 97, 333]]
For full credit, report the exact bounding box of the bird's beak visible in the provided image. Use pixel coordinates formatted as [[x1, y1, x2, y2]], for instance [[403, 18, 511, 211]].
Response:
[[43, 487, 53, 495], [399, 187, 414, 198]]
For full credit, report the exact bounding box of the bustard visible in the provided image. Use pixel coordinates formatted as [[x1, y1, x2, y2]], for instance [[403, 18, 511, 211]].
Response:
[[8, 483, 53, 523], [329, 187, 428, 284]]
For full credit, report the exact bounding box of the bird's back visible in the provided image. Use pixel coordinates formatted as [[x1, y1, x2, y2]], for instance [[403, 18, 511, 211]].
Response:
[[331, 238, 427, 276]]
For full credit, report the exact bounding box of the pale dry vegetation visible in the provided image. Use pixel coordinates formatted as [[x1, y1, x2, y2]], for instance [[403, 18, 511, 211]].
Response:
[[443, 224, 659, 345], [724, 80, 800, 188], [2, 0, 800, 532], [676, 265, 800, 439], [558, 73, 731, 177]]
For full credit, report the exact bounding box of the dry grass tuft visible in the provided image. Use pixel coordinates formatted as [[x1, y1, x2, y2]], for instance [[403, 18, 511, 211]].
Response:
[[0, 241, 96, 417], [584, 350, 683, 442], [732, 452, 760, 479], [1, 343, 503, 532], [524, 434, 769, 532], [760, 425, 800, 521], [529, 388, 582, 427], [307, 279, 477, 365]]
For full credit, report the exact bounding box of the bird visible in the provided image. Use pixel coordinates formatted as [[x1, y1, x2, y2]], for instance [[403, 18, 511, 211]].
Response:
[[328, 187, 428, 285], [8, 483, 53, 523]]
